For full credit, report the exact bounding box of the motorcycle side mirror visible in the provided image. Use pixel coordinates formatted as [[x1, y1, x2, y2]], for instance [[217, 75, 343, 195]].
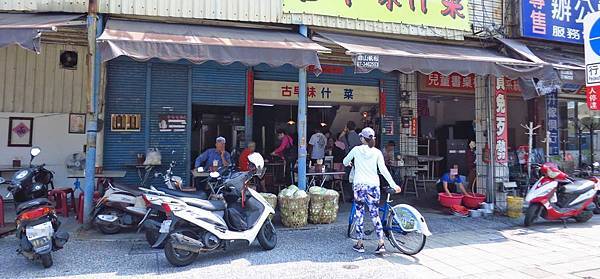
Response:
[[30, 146, 41, 163], [209, 172, 220, 179], [594, 162, 600, 168]]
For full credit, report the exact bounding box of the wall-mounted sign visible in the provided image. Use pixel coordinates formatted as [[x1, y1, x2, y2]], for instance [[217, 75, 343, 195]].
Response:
[[546, 91, 560, 155], [521, 0, 598, 44], [159, 114, 187, 132], [418, 73, 522, 94], [495, 77, 508, 164], [111, 114, 141, 132], [586, 86, 600, 109], [382, 117, 394, 136], [282, 0, 471, 31], [355, 54, 380, 73], [254, 80, 379, 104]]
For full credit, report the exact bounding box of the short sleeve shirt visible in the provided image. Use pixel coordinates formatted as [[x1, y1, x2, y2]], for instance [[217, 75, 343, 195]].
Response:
[[440, 173, 462, 184], [309, 132, 327, 160]]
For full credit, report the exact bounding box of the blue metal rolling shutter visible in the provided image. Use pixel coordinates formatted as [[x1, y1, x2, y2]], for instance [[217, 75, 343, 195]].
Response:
[[149, 63, 190, 185], [104, 58, 148, 185], [191, 62, 247, 106]]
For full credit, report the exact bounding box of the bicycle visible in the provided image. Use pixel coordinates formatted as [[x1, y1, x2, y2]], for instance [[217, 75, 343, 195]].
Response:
[[347, 187, 431, 255]]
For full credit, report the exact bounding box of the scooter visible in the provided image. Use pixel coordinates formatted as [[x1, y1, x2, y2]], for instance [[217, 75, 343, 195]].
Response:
[[92, 159, 207, 236], [524, 163, 600, 227], [154, 153, 276, 267], [0, 147, 69, 268]]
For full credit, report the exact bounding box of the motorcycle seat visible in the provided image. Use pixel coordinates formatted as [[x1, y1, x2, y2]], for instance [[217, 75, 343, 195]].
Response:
[[16, 198, 52, 215], [155, 187, 208, 200], [180, 198, 226, 211], [563, 180, 595, 195], [112, 183, 143, 196]]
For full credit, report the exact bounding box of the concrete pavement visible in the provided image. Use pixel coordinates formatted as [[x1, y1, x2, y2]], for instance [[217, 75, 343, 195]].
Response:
[[1, 207, 599, 279]]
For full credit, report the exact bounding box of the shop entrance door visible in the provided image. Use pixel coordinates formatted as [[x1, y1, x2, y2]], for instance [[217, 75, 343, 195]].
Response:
[[191, 105, 244, 165]]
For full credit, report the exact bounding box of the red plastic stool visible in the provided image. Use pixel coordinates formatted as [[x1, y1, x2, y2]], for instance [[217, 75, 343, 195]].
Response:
[[0, 195, 4, 227], [49, 190, 69, 217], [53, 187, 76, 213], [77, 192, 101, 224]]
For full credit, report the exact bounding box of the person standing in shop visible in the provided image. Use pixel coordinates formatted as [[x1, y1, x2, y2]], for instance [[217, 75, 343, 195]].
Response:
[[339, 121, 361, 155], [343, 127, 401, 254], [308, 128, 327, 163]]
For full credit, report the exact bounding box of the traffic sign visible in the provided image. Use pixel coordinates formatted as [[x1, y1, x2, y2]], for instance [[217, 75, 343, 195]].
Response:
[[584, 11, 600, 109]]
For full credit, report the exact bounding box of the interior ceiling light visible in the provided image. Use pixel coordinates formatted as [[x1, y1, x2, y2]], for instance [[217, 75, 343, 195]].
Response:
[[288, 104, 295, 125]]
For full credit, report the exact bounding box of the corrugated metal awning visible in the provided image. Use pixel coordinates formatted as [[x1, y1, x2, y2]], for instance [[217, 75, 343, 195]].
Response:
[[98, 19, 330, 72], [318, 32, 553, 79], [0, 13, 84, 53], [499, 38, 584, 84]]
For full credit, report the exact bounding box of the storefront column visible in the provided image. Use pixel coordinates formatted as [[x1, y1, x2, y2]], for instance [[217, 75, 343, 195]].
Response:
[[245, 68, 254, 145], [297, 25, 308, 190], [475, 75, 493, 203]]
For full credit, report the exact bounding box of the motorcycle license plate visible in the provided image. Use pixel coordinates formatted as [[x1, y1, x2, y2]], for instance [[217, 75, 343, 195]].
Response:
[[159, 220, 172, 234], [26, 222, 53, 241]]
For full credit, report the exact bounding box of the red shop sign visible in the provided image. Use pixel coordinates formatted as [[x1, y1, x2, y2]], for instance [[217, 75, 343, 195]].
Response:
[[495, 77, 508, 164], [586, 86, 600, 110]]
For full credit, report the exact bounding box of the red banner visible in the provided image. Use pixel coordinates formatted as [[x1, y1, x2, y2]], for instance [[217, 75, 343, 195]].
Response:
[[495, 77, 508, 163], [419, 73, 521, 95], [586, 86, 600, 110]]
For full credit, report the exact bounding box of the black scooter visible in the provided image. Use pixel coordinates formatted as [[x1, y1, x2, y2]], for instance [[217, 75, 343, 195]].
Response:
[[0, 147, 69, 268]]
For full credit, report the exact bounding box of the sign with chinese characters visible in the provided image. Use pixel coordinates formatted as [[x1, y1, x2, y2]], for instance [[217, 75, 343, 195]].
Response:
[[253, 80, 379, 104], [158, 114, 187, 132], [355, 54, 380, 73], [282, 0, 470, 31], [495, 77, 509, 164], [546, 91, 560, 155], [586, 85, 600, 109], [418, 73, 522, 94], [111, 114, 141, 132], [521, 0, 598, 44]]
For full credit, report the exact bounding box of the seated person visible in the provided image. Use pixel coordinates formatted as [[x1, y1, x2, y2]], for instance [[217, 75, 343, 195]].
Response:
[[195, 136, 231, 171], [238, 141, 256, 172], [436, 165, 470, 196]]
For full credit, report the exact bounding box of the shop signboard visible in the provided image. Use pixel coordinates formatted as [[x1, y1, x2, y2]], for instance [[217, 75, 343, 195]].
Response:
[[495, 77, 508, 164], [545, 91, 560, 156], [584, 11, 600, 109], [158, 114, 187, 132], [282, 0, 471, 31], [418, 73, 522, 94], [520, 0, 600, 44], [254, 80, 379, 104]]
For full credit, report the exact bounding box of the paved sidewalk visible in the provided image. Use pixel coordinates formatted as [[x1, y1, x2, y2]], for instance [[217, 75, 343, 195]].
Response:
[[0, 206, 599, 278]]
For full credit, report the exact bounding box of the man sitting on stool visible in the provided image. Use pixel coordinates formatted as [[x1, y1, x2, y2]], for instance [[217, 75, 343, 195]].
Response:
[[437, 164, 470, 196]]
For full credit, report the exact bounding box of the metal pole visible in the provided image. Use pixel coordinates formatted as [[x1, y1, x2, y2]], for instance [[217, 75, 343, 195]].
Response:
[[83, 0, 100, 224], [297, 25, 308, 190], [486, 76, 495, 205]]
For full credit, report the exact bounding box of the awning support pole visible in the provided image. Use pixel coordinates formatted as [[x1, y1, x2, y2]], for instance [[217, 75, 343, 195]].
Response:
[[83, 1, 101, 225], [297, 25, 308, 190]]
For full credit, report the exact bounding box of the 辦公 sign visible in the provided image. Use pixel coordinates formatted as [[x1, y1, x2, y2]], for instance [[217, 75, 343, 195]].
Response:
[[546, 91, 560, 156], [584, 11, 600, 109], [521, 0, 600, 44], [254, 80, 379, 104], [282, 0, 470, 31], [495, 77, 509, 164]]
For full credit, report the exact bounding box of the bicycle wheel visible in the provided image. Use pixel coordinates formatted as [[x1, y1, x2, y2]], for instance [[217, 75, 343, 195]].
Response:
[[386, 206, 426, 255]]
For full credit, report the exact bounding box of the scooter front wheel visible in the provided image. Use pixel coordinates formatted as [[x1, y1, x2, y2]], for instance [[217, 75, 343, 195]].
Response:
[[40, 253, 53, 268], [257, 219, 277, 250], [524, 203, 543, 227]]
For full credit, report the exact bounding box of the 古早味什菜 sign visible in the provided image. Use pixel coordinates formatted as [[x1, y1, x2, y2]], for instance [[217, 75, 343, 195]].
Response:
[[253, 80, 379, 104], [282, 0, 470, 31]]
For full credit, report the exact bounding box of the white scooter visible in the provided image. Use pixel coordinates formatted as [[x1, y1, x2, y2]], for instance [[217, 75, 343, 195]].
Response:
[[154, 153, 276, 267]]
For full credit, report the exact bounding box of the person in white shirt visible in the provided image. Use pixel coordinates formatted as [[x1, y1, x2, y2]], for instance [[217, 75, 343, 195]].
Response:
[[343, 127, 401, 254], [308, 128, 327, 161]]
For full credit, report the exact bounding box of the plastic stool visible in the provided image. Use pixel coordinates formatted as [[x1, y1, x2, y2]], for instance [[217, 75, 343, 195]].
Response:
[[53, 187, 76, 213], [77, 192, 101, 224], [49, 190, 69, 217], [0, 195, 4, 227]]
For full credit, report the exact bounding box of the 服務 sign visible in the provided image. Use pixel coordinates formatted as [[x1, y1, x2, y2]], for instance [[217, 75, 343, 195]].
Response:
[[282, 0, 470, 31], [521, 0, 600, 44], [254, 80, 379, 104]]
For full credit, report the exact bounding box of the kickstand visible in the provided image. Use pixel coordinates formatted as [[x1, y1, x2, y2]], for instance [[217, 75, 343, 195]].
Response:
[[562, 219, 567, 228]]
